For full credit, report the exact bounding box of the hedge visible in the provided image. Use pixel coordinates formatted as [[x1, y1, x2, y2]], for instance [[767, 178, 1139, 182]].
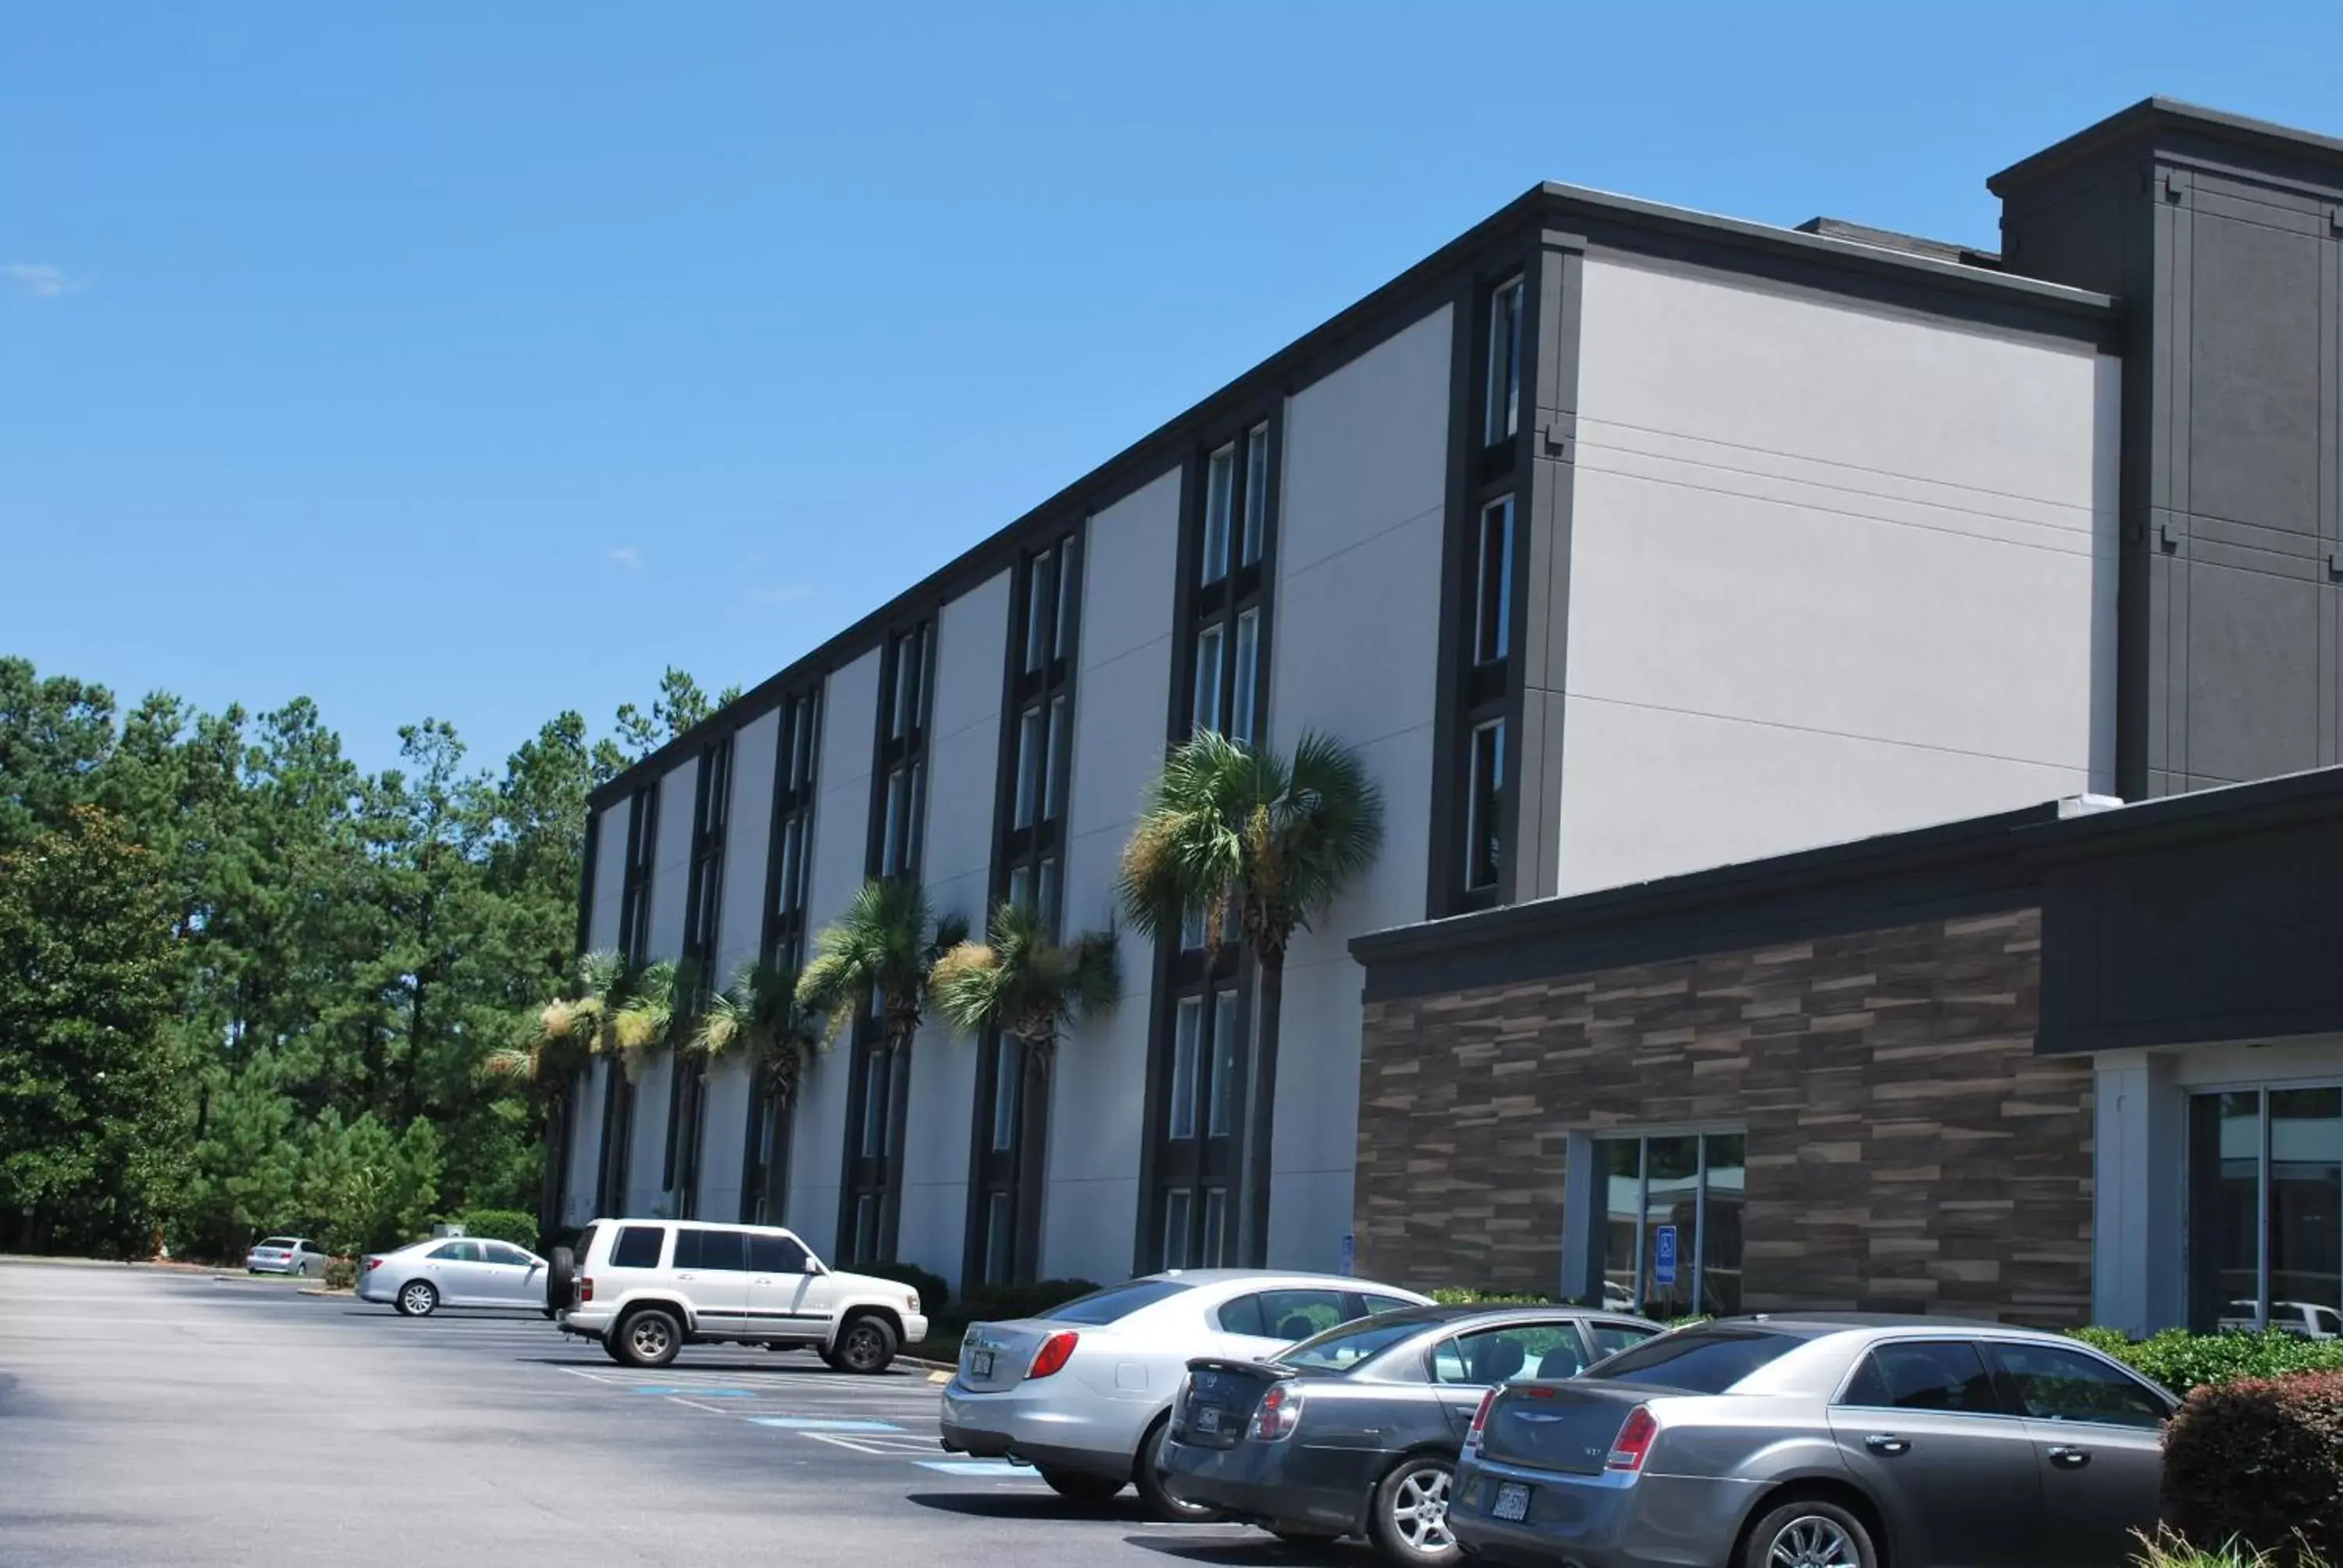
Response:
[[2163, 1369, 2343, 1564], [854, 1261, 951, 1317], [323, 1258, 358, 1291], [2070, 1326, 2343, 1395], [943, 1279, 1100, 1333], [451, 1209, 540, 1250]]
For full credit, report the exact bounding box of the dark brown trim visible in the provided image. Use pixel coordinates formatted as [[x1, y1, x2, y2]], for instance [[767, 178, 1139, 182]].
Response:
[[590, 184, 2119, 815], [1511, 236, 1586, 903], [1988, 97, 2343, 200]]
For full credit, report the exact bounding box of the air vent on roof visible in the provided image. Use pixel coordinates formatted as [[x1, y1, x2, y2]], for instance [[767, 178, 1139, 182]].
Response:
[[1795, 216, 2002, 270]]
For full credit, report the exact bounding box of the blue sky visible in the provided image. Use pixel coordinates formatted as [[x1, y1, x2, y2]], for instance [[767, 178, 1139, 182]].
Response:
[[5, 2, 2338, 778]]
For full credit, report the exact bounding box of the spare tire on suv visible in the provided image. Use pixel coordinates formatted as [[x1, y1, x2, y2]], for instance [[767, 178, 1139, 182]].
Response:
[[543, 1245, 575, 1320]]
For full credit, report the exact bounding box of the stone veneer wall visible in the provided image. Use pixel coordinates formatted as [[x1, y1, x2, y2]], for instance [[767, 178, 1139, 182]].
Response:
[[1355, 907, 2095, 1325]]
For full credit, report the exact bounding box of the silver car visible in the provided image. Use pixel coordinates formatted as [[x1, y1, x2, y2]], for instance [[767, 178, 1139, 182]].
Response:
[[940, 1270, 1432, 1519], [1452, 1314, 2177, 1568], [246, 1236, 330, 1277], [358, 1238, 548, 1317]]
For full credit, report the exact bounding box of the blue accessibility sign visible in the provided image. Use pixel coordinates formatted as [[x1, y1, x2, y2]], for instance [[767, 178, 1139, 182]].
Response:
[[1652, 1225, 1679, 1288]]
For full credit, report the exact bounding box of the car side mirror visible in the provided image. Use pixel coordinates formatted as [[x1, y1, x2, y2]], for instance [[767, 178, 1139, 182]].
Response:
[[804, 1259, 826, 1275]]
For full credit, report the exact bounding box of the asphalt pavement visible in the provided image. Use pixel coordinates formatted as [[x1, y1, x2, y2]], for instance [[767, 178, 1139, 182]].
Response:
[[0, 1258, 1373, 1566]]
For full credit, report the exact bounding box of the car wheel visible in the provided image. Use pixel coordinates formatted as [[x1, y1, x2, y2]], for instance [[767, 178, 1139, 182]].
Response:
[[616, 1307, 683, 1369], [1135, 1415, 1220, 1523], [1738, 1500, 1876, 1568], [833, 1313, 897, 1374], [1368, 1455, 1458, 1566], [600, 1335, 630, 1365], [394, 1281, 439, 1317], [1040, 1469, 1125, 1502]]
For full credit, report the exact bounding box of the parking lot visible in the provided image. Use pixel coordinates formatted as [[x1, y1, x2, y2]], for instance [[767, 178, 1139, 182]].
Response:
[[0, 1260, 1365, 1566]]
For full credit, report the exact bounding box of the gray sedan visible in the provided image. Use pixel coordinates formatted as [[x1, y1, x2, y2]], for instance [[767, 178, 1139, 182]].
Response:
[[1162, 1305, 1663, 1565], [1451, 1314, 2178, 1568]]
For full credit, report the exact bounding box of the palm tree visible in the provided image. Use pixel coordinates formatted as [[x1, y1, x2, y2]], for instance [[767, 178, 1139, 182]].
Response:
[[930, 901, 1121, 1280], [485, 948, 627, 1238], [692, 958, 825, 1216], [796, 878, 970, 1256], [609, 958, 687, 1083], [1118, 729, 1382, 1266]]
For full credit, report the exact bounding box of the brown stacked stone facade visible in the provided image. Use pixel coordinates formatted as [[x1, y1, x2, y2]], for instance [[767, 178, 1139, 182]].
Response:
[[1355, 907, 2095, 1326]]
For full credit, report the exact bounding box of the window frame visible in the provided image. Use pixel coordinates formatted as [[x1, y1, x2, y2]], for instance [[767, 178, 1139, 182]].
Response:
[[966, 526, 1086, 1286], [1136, 412, 1280, 1274], [1582, 1127, 1746, 1317], [2184, 1079, 2343, 1334], [669, 735, 735, 1214], [741, 689, 821, 1226], [838, 618, 937, 1264], [600, 782, 661, 1218]]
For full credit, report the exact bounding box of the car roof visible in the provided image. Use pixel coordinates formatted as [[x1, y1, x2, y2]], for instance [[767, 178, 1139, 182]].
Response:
[[1135, 1269, 1417, 1289], [1696, 1313, 2071, 1339], [1350, 1303, 1661, 1330]]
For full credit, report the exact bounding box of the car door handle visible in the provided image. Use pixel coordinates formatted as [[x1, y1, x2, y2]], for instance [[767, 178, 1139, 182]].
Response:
[[2047, 1445, 2092, 1469], [1864, 1434, 1910, 1456]]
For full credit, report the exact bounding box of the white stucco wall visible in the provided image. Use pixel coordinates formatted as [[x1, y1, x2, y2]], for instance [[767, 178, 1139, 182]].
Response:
[[785, 650, 880, 1257], [1263, 304, 1450, 1273], [694, 707, 779, 1225], [1047, 466, 1182, 1285], [1557, 255, 2122, 894], [897, 570, 1010, 1283]]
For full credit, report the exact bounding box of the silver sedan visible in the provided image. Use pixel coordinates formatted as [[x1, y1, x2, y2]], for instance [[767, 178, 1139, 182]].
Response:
[[357, 1238, 548, 1317], [940, 1270, 1432, 1519], [245, 1237, 330, 1277], [1452, 1313, 2178, 1568]]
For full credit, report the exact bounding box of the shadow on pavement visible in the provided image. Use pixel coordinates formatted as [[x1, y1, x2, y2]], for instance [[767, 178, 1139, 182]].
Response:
[[905, 1491, 1145, 1523], [1120, 1537, 1363, 1564]]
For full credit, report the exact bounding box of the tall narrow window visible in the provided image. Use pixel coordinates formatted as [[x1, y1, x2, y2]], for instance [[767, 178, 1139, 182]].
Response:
[[843, 619, 936, 1263], [671, 736, 734, 1213], [970, 527, 1083, 1285], [1464, 719, 1506, 892], [1145, 415, 1278, 1271], [1193, 624, 1226, 736], [1485, 274, 1524, 447], [2188, 1085, 2343, 1333], [1474, 497, 1514, 665], [602, 781, 660, 1217], [1587, 1130, 1745, 1317], [747, 690, 820, 1224], [1240, 423, 1270, 566], [1231, 610, 1261, 745], [1201, 443, 1236, 584]]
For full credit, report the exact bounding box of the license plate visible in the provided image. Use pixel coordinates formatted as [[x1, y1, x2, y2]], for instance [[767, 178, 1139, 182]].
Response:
[[969, 1349, 993, 1378], [1193, 1406, 1224, 1435], [1492, 1482, 1532, 1523]]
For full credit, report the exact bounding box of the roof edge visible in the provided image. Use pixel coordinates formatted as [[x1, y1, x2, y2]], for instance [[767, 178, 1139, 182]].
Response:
[[1988, 95, 2343, 195]]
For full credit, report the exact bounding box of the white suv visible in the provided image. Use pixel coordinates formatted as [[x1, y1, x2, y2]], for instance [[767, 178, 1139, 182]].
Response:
[[550, 1218, 928, 1373]]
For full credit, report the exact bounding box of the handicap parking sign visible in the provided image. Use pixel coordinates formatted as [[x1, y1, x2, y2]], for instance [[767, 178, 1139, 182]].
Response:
[[1652, 1225, 1678, 1288]]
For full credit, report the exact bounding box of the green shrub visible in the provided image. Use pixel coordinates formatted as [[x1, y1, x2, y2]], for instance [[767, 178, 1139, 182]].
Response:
[[455, 1209, 540, 1250], [857, 1261, 950, 1315], [2163, 1370, 2343, 1564], [945, 1279, 1101, 1331], [2071, 1327, 2343, 1395], [323, 1258, 358, 1291], [2137, 1525, 2330, 1568], [1430, 1287, 1553, 1306]]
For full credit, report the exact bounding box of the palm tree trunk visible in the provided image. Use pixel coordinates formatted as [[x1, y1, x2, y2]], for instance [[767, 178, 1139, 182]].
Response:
[[1237, 952, 1286, 1268], [1012, 1039, 1052, 1284], [538, 1088, 568, 1242], [879, 1037, 915, 1261]]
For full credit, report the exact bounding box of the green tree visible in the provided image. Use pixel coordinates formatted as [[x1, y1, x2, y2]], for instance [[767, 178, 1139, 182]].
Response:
[[0, 806, 191, 1256], [0, 657, 117, 853], [797, 879, 969, 1256], [487, 950, 627, 1233], [301, 1109, 442, 1254], [930, 902, 1119, 1281], [1118, 729, 1382, 1266], [178, 1053, 305, 1256]]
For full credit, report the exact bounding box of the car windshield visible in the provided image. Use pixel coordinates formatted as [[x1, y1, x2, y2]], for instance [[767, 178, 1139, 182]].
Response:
[[1585, 1327, 1802, 1394], [258, 1238, 298, 1250], [1279, 1316, 1427, 1374], [1043, 1280, 1194, 1326]]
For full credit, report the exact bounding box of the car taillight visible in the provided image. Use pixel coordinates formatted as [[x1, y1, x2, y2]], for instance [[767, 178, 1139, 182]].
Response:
[[1026, 1331, 1078, 1380], [1248, 1382, 1305, 1441], [362, 1256, 383, 1272], [579, 1276, 594, 1303], [1607, 1406, 1658, 1472], [1464, 1386, 1499, 1456]]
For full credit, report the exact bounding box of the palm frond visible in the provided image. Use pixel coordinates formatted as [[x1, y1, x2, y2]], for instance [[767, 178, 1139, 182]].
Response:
[[930, 901, 1121, 1053]]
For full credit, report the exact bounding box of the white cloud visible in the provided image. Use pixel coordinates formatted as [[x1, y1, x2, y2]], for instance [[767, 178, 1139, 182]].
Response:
[[5, 263, 86, 298], [603, 546, 641, 569]]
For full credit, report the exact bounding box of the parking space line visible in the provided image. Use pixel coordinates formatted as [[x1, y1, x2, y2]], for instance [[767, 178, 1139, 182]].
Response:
[[915, 1459, 1038, 1478], [747, 1417, 904, 1431]]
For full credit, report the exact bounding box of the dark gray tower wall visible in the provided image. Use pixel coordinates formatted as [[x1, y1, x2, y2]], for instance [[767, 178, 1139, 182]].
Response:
[[1992, 101, 2343, 798]]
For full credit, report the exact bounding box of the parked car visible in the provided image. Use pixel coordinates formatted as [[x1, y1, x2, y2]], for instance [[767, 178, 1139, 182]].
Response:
[[940, 1269, 1432, 1520], [2219, 1298, 2342, 1338], [547, 1218, 926, 1374], [245, 1236, 332, 1278], [358, 1237, 548, 1316], [1164, 1303, 1664, 1565], [1451, 1314, 2178, 1568]]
